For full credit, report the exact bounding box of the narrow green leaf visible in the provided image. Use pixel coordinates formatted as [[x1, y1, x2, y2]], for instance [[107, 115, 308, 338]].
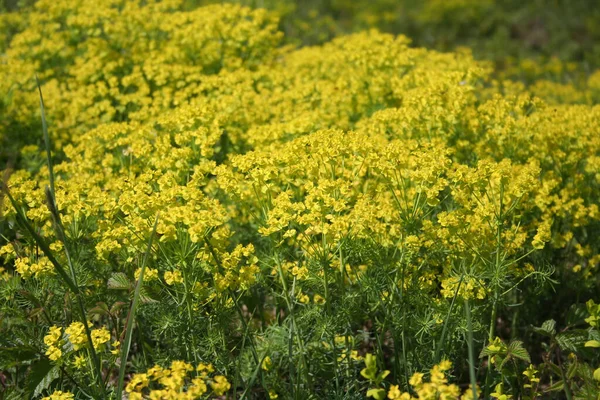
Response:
[[567, 358, 578, 379], [546, 380, 564, 392], [35, 83, 106, 398], [3, 188, 77, 292], [36, 76, 55, 198]]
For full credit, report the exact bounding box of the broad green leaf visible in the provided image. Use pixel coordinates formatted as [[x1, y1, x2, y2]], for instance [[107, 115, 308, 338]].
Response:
[[366, 388, 386, 400], [533, 319, 556, 337], [139, 286, 158, 304], [108, 272, 131, 290], [555, 330, 588, 352], [376, 370, 390, 384], [361, 367, 377, 381], [508, 340, 531, 363], [25, 359, 59, 399]]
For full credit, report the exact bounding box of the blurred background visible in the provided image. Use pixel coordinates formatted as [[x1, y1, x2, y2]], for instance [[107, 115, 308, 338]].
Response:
[[6, 0, 599, 73]]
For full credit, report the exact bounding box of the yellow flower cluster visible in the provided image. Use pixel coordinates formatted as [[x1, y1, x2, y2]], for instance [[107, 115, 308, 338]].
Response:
[[0, 0, 282, 146], [126, 361, 230, 399], [42, 391, 74, 400], [43, 322, 114, 362], [1, 1, 600, 398], [388, 361, 474, 400], [44, 326, 63, 361], [2, 8, 598, 306]]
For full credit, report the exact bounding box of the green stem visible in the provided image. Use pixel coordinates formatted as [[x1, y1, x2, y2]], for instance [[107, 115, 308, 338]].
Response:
[[465, 300, 478, 400]]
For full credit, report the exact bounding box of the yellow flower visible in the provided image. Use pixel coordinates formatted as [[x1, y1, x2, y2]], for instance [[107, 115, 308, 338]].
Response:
[[490, 383, 512, 400], [438, 359, 452, 371], [90, 327, 111, 350], [65, 322, 87, 350], [44, 326, 62, 346], [126, 373, 150, 393], [42, 390, 74, 400], [73, 354, 86, 369], [211, 375, 231, 396], [262, 356, 273, 371], [111, 341, 121, 355], [409, 372, 424, 387], [45, 345, 62, 361], [135, 267, 159, 281], [387, 385, 410, 399], [164, 270, 184, 285], [298, 293, 310, 304]]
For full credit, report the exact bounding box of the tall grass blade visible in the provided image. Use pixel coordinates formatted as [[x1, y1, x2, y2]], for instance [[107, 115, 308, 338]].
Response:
[[35, 85, 107, 398], [35, 76, 55, 197], [2, 184, 76, 292], [465, 300, 478, 399], [116, 214, 160, 400], [2, 185, 106, 397]]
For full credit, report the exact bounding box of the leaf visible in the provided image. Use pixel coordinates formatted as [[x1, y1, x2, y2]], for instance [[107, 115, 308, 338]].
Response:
[[375, 370, 390, 384], [89, 302, 110, 317], [546, 380, 564, 392], [533, 319, 556, 337], [555, 330, 588, 352], [0, 346, 38, 369], [138, 287, 158, 304], [110, 301, 128, 314], [547, 362, 562, 376], [567, 359, 578, 379], [34, 366, 59, 398], [479, 346, 496, 358], [508, 340, 531, 363], [360, 367, 377, 381], [108, 272, 131, 290], [585, 340, 600, 348], [566, 304, 588, 327], [366, 388, 386, 400], [25, 359, 59, 398]]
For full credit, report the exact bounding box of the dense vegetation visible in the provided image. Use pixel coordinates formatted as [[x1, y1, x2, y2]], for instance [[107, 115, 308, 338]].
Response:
[[1, 1, 599, 399]]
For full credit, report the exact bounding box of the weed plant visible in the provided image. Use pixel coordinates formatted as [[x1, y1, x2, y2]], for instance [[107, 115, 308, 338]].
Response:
[[0, 1, 599, 399]]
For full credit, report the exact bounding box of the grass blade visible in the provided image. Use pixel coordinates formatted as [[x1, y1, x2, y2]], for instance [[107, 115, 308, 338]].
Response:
[[3, 187, 77, 291], [465, 299, 478, 399], [116, 214, 160, 399], [34, 84, 107, 398], [35, 76, 55, 198]]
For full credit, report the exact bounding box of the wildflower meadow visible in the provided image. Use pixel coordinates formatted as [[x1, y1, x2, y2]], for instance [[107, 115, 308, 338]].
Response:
[[1, 1, 599, 399]]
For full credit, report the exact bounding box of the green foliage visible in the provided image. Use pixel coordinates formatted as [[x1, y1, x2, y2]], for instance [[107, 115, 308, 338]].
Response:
[[0, 1, 599, 400]]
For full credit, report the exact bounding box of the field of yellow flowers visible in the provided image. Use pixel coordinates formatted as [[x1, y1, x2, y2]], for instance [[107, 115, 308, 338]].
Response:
[[1, 1, 600, 399]]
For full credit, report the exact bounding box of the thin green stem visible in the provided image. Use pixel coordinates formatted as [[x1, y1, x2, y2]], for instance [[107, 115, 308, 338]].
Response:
[[465, 300, 478, 400]]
